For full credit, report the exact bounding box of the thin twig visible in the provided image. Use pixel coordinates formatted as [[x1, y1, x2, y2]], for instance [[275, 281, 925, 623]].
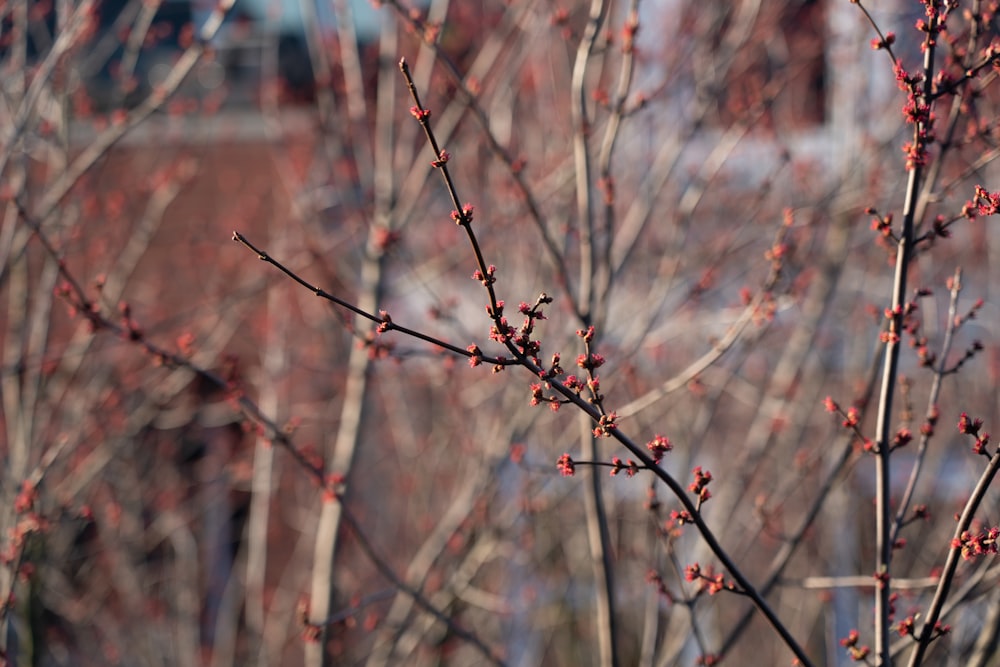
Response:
[[383, 0, 582, 320], [905, 446, 1000, 667], [232, 231, 514, 367], [890, 269, 964, 547], [859, 0, 938, 660]]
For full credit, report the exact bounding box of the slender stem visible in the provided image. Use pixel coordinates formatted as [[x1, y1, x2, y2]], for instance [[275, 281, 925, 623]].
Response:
[[594, 1, 639, 331], [872, 214, 909, 665], [905, 447, 1000, 667], [232, 232, 514, 366], [382, 0, 583, 319], [868, 5, 936, 663], [890, 269, 963, 548], [580, 413, 619, 667], [571, 0, 608, 325], [570, 3, 616, 664]]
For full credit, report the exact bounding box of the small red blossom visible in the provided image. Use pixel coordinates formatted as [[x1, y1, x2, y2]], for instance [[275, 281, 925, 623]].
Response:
[[556, 453, 575, 477], [962, 200, 977, 219], [953, 526, 1000, 560], [902, 141, 928, 170], [545, 353, 563, 379], [489, 319, 513, 344], [684, 563, 731, 597], [870, 32, 895, 50], [972, 433, 990, 456], [893, 62, 914, 90], [529, 383, 545, 406], [840, 629, 870, 661], [902, 100, 930, 124], [671, 510, 693, 524], [592, 411, 618, 437], [974, 185, 1000, 216], [376, 310, 392, 333], [765, 242, 787, 264], [472, 265, 496, 285], [958, 412, 984, 436], [576, 352, 605, 370], [646, 435, 672, 463], [705, 573, 726, 595], [667, 510, 694, 533], [609, 456, 639, 477], [689, 466, 713, 504], [871, 213, 893, 237]]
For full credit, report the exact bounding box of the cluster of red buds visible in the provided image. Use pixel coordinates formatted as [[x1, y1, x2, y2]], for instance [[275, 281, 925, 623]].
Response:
[[556, 453, 575, 477], [609, 457, 640, 477], [952, 526, 999, 560], [684, 562, 733, 596], [958, 412, 992, 455], [840, 629, 870, 662], [689, 466, 713, 505]]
